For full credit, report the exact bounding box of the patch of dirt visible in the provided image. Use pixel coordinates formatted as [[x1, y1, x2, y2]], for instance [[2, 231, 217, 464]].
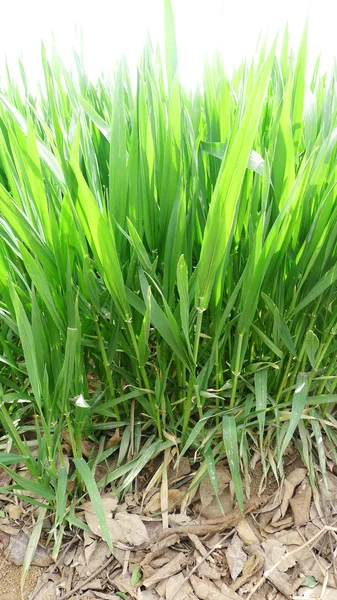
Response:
[[249, 444, 305, 500], [249, 460, 277, 499], [0, 551, 42, 600]]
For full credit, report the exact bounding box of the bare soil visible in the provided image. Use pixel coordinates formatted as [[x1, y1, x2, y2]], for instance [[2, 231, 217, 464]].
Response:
[[0, 552, 42, 600]]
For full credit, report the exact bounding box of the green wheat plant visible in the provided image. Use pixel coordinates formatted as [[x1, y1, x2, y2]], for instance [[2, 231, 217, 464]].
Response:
[[0, 0, 337, 562]]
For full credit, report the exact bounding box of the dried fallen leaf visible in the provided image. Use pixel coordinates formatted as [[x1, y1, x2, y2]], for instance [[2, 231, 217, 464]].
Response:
[[196, 487, 232, 519], [280, 468, 307, 516], [168, 514, 191, 527], [165, 572, 194, 599], [199, 464, 231, 508], [5, 503, 22, 521], [83, 499, 149, 547], [115, 513, 150, 546], [94, 464, 109, 484], [31, 579, 58, 600], [297, 552, 337, 588], [271, 468, 307, 525], [141, 534, 180, 567], [274, 529, 304, 546], [190, 574, 242, 600], [4, 531, 53, 566], [0, 524, 20, 536], [83, 531, 98, 564], [0, 467, 13, 487], [74, 541, 112, 579], [81, 497, 118, 515], [230, 555, 264, 592], [145, 489, 184, 515], [225, 533, 247, 581], [235, 519, 259, 545], [143, 552, 187, 588], [188, 534, 207, 557], [168, 457, 191, 481], [151, 553, 177, 569], [264, 516, 294, 533], [83, 499, 122, 542], [93, 594, 121, 600], [323, 472, 337, 513], [249, 542, 296, 598], [262, 472, 298, 527], [289, 476, 312, 526], [139, 589, 162, 599], [105, 429, 120, 449], [262, 539, 296, 573], [156, 577, 167, 597], [197, 560, 222, 580]]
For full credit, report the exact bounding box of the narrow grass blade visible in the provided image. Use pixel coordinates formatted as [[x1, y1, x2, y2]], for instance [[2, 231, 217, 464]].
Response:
[[74, 458, 113, 551], [305, 330, 320, 368], [279, 373, 308, 467], [222, 416, 243, 510], [21, 507, 47, 590]]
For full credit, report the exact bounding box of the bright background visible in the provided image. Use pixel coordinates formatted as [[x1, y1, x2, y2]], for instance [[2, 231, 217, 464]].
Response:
[[0, 0, 335, 87]]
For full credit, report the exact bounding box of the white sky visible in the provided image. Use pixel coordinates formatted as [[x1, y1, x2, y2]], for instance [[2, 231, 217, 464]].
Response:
[[0, 0, 336, 88]]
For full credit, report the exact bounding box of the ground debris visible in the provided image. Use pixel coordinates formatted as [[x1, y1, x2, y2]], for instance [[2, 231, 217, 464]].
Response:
[[1, 456, 336, 600], [225, 533, 247, 580], [2, 530, 53, 567]]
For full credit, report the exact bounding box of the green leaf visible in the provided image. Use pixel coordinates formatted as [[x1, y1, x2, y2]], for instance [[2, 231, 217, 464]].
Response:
[[74, 458, 113, 552], [137, 286, 151, 368], [292, 263, 337, 315], [179, 410, 216, 459], [9, 282, 42, 406], [3, 466, 55, 500], [55, 466, 68, 527], [200, 141, 264, 174], [278, 373, 308, 466], [302, 576, 318, 588], [176, 255, 192, 354], [21, 507, 47, 590], [311, 416, 327, 486], [203, 446, 224, 516], [254, 370, 267, 448], [222, 416, 243, 510], [304, 330, 320, 369], [262, 293, 297, 357], [197, 45, 275, 309], [164, 0, 178, 88], [251, 324, 283, 359]]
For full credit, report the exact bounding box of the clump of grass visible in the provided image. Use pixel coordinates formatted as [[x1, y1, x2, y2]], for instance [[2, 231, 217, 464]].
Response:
[[0, 0, 336, 560]]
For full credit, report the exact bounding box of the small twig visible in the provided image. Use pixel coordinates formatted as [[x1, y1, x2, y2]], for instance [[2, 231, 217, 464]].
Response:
[[169, 528, 236, 600], [321, 571, 329, 600], [246, 521, 337, 600], [59, 555, 115, 600], [122, 549, 130, 576]]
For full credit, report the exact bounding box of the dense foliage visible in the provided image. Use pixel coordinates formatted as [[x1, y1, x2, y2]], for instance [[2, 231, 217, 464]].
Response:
[[0, 1, 336, 557]]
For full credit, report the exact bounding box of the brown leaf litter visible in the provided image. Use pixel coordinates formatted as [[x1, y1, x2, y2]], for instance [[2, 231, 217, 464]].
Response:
[[0, 450, 337, 599]]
